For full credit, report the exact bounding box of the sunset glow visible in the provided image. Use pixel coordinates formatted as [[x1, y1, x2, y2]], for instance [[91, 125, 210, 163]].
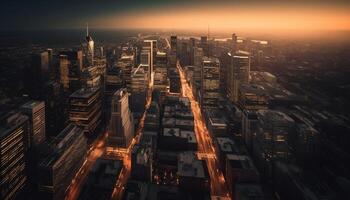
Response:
[[95, 4, 350, 33]]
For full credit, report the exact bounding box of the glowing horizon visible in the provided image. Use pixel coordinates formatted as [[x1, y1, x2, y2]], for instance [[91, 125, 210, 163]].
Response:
[[92, 4, 350, 34]]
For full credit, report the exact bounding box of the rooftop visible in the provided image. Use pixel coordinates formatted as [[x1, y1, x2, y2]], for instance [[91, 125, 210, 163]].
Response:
[[178, 152, 206, 178], [70, 87, 99, 99]]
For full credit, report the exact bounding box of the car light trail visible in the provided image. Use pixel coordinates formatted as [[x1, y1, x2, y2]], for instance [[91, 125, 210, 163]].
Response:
[[177, 61, 230, 199]]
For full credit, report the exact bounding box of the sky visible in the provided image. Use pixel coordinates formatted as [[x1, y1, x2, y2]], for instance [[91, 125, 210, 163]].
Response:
[[2, 0, 350, 34]]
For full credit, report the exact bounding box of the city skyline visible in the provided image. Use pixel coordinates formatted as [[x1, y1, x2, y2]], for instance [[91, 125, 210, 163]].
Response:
[[1, 1, 350, 200]]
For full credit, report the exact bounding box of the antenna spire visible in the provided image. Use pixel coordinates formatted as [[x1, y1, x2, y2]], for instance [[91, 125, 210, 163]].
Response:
[[86, 23, 89, 36]]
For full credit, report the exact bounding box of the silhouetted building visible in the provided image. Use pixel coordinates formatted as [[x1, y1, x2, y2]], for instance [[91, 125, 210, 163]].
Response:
[[78, 158, 123, 200], [38, 124, 87, 200], [0, 111, 29, 200], [131, 145, 153, 181], [69, 87, 101, 134], [59, 50, 83, 93], [21, 100, 46, 146]]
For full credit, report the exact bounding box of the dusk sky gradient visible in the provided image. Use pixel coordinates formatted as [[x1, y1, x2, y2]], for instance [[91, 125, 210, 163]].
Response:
[[2, 0, 350, 33]]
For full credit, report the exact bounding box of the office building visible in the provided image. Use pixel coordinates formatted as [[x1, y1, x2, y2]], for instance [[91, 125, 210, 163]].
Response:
[[227, 51, 250, 103], [131, 145, 153, 181], [253, 110, 295, 178], [78, 158, 123, 200], [170, 35, 177, 55], [21, 100, 46, 146], [242, 110, 259, 152], [59, 50, 83, 93], [69, 87, 102, 134], [177, 152, 210, 192], [24, 51, 50, 98], [201, 57, 220, 109], [108, 88, 134, 149], [238, 84, 268, 110], [38, 124, 87, 200], [189, 37, 196, 65], [226, 154, 260, 196], [0, 111, 29, 200], [130, 65, 148, 119], [81, 65, 101, 88]]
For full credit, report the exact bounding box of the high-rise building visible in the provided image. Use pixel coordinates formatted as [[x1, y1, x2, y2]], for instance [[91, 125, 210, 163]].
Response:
[[38, 124, 87, 200], [227, 51, 250, 103], [242, 110, 258, 152], [170, 35, 177, 55], [0, 111, 29, 200], [201, 57, 220, 109], [21, 100, 46, 146], [108, 88, 134, 149], [253, 110, 295, 177], [144, 40, 157, 82], [24, 51, 50, 98], [116, 54, 134, 90], [130, 65, 148, 119], [81, 66, 101, 88], [59, 50, 83, 93], [69, 87, 101, 134], [200, 36, 208, 56], [193, 47, 204, 84], [189, 37, 196, 65]]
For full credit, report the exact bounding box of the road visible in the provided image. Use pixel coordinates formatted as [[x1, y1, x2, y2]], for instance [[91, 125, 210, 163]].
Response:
[[177, 62, 231, 199], [111, 76, 154, 200]]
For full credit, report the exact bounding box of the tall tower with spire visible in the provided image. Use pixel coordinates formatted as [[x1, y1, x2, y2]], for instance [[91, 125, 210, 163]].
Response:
[[85, 23, 94, 66]]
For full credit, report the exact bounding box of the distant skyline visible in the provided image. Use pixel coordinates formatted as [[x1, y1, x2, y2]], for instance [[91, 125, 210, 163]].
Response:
[[2, 0, 350, 34]]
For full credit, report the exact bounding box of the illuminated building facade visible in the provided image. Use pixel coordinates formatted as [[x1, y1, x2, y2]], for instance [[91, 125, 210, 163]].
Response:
[[38, 124, 87, 200], [108, 88, 134, 149], [59, 50, 83, 93], [21, 100, 46, 146], [170, 35, 177, 55], [201, 57, 220, 109], [69, 87, 101, 134], [81, 66, 101, 88], [227, 51, 250, 103], [0, 111, 29, 200]]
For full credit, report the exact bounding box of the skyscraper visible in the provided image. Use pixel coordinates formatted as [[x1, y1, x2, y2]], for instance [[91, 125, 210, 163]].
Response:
[[170, 35, 177, 54], [130, 65, 149, 119], [108, 88, 134, 149], [144, 40, 156, 83], [21, 100, 46, 146], [69, 87, 101, 134], [253, 110, 295, 177], [59, 50, 83, 93], [38, 123, 87, 200], [201, 57, 220, 109], [227, 51, 250, 103], [24, 51, 50, 98], [0, 111, 29, 200]]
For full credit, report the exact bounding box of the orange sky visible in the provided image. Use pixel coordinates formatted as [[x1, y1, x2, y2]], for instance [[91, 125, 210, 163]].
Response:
[[93, 4, 350, 33]]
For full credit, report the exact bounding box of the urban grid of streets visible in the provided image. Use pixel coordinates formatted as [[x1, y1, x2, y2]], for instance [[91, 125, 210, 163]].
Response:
[[64, 38, 229, 199]]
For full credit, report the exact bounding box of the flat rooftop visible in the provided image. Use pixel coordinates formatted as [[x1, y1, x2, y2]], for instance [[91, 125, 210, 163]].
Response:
[[178, 152, 206, 178], [70, 87, 99, 99]]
